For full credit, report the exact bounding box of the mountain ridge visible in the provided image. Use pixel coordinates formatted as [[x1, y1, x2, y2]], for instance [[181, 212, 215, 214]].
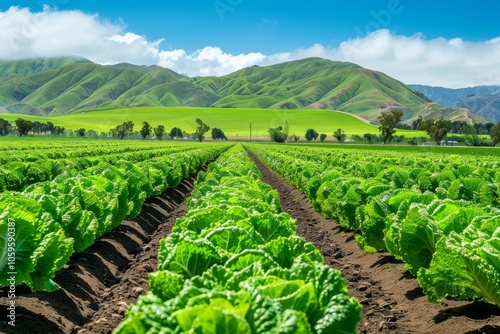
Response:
[[410, 84, 500, 123], [0, 57, 489, 124]]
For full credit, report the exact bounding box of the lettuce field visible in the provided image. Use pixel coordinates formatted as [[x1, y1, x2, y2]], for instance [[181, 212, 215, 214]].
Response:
[[0, 139, 499, 334]]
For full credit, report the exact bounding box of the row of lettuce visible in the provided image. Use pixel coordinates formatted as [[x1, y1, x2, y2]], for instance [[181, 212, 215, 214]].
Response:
[[0, 144, 229, 292], [0, 144, 209, 192], [115, 145, 361, 334], [0, 137, 175, 151], [0, 141, 193, 163], [249, 144, 500, 307]]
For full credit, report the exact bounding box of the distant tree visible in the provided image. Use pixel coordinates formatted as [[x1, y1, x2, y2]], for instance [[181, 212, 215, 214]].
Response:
[[451, 120, 467, 133], [87, 129, 98, 138], [283, 120, 289, 141], [268, 126, 287, 143], [125, 121, 134, 133], [490, 122, 500, 147], [115, 124, 125, 139], [305, 129, 319, 142], [420, 118, 451, 145], [140, 121, 152, 140], [154, 125, 166, 141], [46, 121, 55, 135], [211, 127, 227, 140], [31, 121, 44, 134], [333, 128, 347, 142], [378, 109, 404, 144], [0, 118, 12, 136], [115, 121, 134, 139], [195, 118, 210, 142], [67, 129, 74, 137], [483, 123, 495, 135], [364, 133, 374, 144], [15, 118, 33, 137], [169, 127, 183, 139], [411, 116, 422, 130], [289, 134, 300, 142], [462, 124, 481, 146], [75, 128, 86, 137], [407, 138, 418, 146], [319, 134, 327, 142]]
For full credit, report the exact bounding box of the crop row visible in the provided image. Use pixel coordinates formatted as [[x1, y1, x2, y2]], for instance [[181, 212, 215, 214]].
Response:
[[0, 144, 210, 192], [0, 141, 204, 164], [0, 138, 177, 152], [115, 144, 361, 334], [249, 145, 500, 306], [0, 144, 229, 292], [0, 144, 167, 164]]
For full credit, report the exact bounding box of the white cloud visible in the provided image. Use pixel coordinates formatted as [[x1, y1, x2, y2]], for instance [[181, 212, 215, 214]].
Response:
[[159, 47, 268, 76], [333, 29, 500, 87], [1, 7, 500, 88], [0, 6, 159, 65]]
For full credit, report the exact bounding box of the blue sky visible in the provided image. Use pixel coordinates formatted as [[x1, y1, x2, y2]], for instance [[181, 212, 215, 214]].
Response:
[[1, 1, 500, 87]]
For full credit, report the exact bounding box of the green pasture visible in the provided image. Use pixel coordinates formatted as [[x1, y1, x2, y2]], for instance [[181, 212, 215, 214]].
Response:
[[2, 107, 426, 139], [290, 143, 500, 157]]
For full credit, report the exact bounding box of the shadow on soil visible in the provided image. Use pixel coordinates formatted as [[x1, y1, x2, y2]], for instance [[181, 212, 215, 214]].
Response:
[[435, 301, 500, 323]]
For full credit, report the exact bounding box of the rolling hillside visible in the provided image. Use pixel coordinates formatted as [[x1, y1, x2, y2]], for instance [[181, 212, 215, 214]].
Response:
[[410, 84, 500, 123], [0, 57, 488, 124], [451, 95, 500, 123]]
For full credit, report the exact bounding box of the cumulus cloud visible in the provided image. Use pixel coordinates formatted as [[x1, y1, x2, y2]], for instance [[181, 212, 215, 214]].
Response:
[[1, 7, 500, 88], [158, 47, 268, 77], [333, 29, 500, 88], [0, 6, 159, 65]]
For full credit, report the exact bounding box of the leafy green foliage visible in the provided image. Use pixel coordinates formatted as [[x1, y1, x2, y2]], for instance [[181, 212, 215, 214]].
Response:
[[332, 128, 346, 143], [268, 125, 288, 143], [15, 118, 33, 136], [0, 143, 229, 292], [169, 126, 183, 139], [249, 143, 500, 306], [378, 109, 403, 144], [153, 124, 165, 140], [420, 118, 451, 145], [139, 121, 152, 140], [418, 215, 500, 306], [211, 127, 227, 140], [489, 122, 500, 146], [305, 129, 319, 142], [116, 145, 361, 333], [195, 118, 210, 142]]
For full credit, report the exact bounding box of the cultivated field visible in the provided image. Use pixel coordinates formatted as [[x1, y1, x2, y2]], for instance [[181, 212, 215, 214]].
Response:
[[0, 138, 498, 334]]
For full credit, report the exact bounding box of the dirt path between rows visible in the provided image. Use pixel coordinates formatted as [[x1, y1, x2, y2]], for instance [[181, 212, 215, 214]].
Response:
[[245, 148, 500, 334], [0, 171, 200, 334]]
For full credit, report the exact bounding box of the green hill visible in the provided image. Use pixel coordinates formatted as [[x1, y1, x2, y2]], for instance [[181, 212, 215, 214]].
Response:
[[0, 57, 488, 124]]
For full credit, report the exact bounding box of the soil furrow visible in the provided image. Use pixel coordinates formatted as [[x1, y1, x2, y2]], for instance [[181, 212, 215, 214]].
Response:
[[0, 172, 200, 334], [245, 147, 500, 334]]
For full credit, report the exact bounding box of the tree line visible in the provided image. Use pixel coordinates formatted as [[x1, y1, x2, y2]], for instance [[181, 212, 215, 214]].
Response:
[[3, 115, 500, 146], [268, 109, 500, 146], [1, 117, 228, 142]]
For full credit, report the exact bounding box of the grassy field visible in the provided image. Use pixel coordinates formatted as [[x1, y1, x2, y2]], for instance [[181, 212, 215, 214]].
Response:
[[2, 106, 427, 139], [289, 143, 500, 157]]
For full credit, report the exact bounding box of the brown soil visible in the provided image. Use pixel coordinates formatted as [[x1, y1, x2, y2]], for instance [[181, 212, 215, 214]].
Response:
[[245, 148, 500, 334], [0, 173, 199, 334]]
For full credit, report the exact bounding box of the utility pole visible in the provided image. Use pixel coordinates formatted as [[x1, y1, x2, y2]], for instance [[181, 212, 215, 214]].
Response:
[[250, 122, 252, 142]]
